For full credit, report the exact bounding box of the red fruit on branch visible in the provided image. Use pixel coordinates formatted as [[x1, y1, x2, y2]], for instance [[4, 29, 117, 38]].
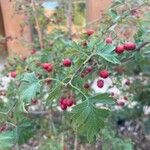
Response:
[[99, 70, 109, 79], [125, 80, 130, 86], [66, 99, 74, 107], [84, 83, 90, 89], [46, 64, 53, 72], [124, 42, 136, 51], [124, 96, 128, 101], [31, 99, 38, 105], [106, 37, 112, 44], [117, 101, 125, 107], [63, 58, 72, 67], [42, 63, 53, 72], [86, 29, 94, 36], [97, 80, 104, 88], [60, 104, 67, 110], [82, 41, 88, 46], [42, 63, 50, 70], [10, 71, 17, 78], [115, 45, 124, 54], [59, 98, 74, 110], [86, 66, 93, 73]]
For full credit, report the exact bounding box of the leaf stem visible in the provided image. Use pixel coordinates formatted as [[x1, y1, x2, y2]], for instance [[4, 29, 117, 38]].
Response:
[[69, 83, 87, 99], [40, 78, 66, 86]]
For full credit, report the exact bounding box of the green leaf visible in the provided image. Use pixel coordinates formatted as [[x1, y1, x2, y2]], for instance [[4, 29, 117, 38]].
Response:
[[0, 131, 16, 149], [99, 53, 120, 64], [47, 83, 62, 104], [109, 9, 120, 22], [71, 100, 110, 142], [88, 37, 100, 49], [19, 72, 41, 104], [89, 93, 115, 105], [17, 119, 34, 144], [97, 44, 120, 64]]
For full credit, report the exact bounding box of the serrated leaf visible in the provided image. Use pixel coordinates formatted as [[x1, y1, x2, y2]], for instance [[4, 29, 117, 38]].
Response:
[[88, 38, 100, 49], [47, 83, 62, 102], [71, 100, 110, 142], [96, 43, 120, 64], [17, 119, 34, 144], [19, 72, 41, 104], [0, 131, 16, 149], [90, 93, 115, 105], [99, 53, 120, 64]]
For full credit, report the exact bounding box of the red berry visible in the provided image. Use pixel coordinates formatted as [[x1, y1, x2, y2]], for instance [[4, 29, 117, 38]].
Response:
[[66, 99, 74, 107], [124, 42, 136, 51], [125, 80, 130, 86], [106, 37, 112, 44], [86, 29, 94, 36], [115, 45, 124, 54], [99, 70, 109, 79], [81, 73, 85, 78], [63, 58, 72, 67], [10, 71, 17, 78], [124, 96, 128, 101], [42, 63, 50, 70], [86, 66, 93, 73], [46, 64, 53, 72], [60, 98, 67, 106], [83, 41, 87, 46], [31, 49, 36, 54], [84, 83, 90, 89], [117, 101, 125, 107], [97, 80, 104, 88], [42, 63, 53, 72], [60, 104, 67, 110], [31, 99, 38, 105], [111, 92, 115, 96]]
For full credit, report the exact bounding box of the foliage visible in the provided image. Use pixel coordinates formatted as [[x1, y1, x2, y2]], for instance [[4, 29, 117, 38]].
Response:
[[0, 0, 150, 149]]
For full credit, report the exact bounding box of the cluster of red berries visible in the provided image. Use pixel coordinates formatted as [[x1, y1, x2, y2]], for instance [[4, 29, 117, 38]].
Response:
[[41, 58, 72, 73], [59, 97, 75, 110], [115, 42, 136, 54], [97, 70, 109, 88], [105, 37, 136, 54]]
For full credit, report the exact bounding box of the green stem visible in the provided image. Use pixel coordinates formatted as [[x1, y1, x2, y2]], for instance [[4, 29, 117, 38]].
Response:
[[70, 83, 87, 99], [40, 78, 66, 86], [68, 53, 95, 85]]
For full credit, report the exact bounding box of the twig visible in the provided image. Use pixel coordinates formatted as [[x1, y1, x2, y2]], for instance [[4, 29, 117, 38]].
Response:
[[31, 0, 44, 49], [74, 133, 78, 150], [68, 53, 95, 84]]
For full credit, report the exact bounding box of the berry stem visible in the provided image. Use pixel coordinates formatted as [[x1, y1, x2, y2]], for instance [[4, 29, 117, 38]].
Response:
[[69, 83, 87, 99], [68, 53, 95, 85]]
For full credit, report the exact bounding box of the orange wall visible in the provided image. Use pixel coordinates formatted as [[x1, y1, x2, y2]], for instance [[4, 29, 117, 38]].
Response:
[[0, 0, 32, 57], [87, 0, 112, 24]]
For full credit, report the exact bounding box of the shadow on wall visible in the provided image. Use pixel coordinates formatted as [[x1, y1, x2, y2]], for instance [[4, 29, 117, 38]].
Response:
[[0, 3, 7, 58]]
